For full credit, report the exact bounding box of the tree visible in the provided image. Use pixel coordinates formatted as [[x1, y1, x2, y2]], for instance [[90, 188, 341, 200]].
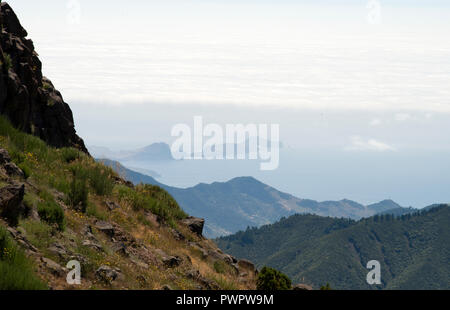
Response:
[[320, 283, 332, 290], [256, 266, 292, 290]]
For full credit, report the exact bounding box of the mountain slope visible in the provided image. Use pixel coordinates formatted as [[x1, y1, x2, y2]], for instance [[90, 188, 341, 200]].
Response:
[[0, 3, 255, 290], [99, 160, 408, 238], [216, 205, 450, 289], [89, 143, 173, 162]]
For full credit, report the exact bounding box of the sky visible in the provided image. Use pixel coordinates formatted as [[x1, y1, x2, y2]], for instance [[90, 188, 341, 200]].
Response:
[[6, 0, 450, 207]]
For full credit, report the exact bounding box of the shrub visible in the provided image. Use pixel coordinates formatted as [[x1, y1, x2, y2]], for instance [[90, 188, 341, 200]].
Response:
[[37, 200, 65, 231], [256, 267, 292, 291], [67, 165, 88, 212], [320, 283, 332, 290], [60, 148, 79, 163], [87, 164, 114, 196], [0, 226, 47, 290]]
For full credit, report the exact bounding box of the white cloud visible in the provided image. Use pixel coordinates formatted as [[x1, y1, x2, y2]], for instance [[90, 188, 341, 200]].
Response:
[[395, 113, 414, 122], [369, 118, 382, 126], [346, 136, 396, 152], [24, 3, 450, 113]]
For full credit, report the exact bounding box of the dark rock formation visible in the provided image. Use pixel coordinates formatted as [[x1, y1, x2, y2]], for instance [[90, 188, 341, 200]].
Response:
[[0, 182, 26, 225], [0, 2, 88, 153], [181, 216, 205, 236]]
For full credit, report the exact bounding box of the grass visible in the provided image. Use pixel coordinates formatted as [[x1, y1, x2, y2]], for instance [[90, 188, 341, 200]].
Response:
[[0, 226, 47, 290], [0, 115, 250, 290], [1, 53, 13, 71]]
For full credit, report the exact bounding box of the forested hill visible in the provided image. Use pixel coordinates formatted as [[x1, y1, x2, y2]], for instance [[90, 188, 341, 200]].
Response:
[[216, 205, 450, 290]]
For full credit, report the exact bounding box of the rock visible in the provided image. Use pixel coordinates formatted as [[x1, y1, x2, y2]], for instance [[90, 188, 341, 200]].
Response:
[[189, 242, 208, 259], [144, 211, 160, 227], [131, 258, 149, 269], [197, 277, 220, 290], [293, 284, 313, 291], [0, 183, 26, 226], [82, 224, 96, 240], [95, 266, 122, 284], [161, 284, 173, 290], [0, 3, 88, 154], [0, 3, 28, 37], [41, 257, 67, 277], [82, 239, 103, 252], [111, 242, 128, 256], [170, 228, 185, 241], [185, 269, 200, 280], [209, 250, 235, 265], [237, 259, 257, 275], [4, 162, 24, 178], [0, 149, 12, 164], [163, 256, 182, 268], [95, 221, 115, 237], [105, 200, 120, 211], [5, 225, 38, 253], [181, 217, 205, 236], [48, 242, 68, 258]]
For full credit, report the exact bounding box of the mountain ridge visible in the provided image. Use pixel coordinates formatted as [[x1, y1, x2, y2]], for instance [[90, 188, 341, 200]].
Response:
[[216, 204, 450, 289], [100, 158, 413, 238]]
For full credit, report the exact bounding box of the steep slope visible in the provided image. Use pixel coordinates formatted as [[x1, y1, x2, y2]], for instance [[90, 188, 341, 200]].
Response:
[[0, 3, 256, 290], [216, 205, 450, 290], [0, 2, 87, 153]]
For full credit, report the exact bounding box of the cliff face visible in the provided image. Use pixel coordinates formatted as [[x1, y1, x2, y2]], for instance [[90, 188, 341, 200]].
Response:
[[0, 2, 88, 153]]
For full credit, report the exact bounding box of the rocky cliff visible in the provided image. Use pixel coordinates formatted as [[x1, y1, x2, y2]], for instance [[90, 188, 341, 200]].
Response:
[[0, 2, 87, 153]]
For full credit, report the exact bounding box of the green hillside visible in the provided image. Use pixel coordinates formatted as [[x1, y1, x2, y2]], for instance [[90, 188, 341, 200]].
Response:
[[216, 205, 450, 290]]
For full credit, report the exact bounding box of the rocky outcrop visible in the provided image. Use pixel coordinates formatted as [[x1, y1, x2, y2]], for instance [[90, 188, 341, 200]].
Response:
[[95, 265, 123, 284], [0, 183, 26, 225], [0, 2, 88, 153], [181, 216, 205, 236]]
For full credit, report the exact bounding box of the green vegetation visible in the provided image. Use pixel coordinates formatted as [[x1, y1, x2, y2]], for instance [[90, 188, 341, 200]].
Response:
[[18, 162, 32, 179], [0, 226, 47, 290], [0, 114, 187, 225], [37, 201, 65, 231], [320, 283, 332, 290], [216, 206, 450, 290], [67, 165, 89, 212], [116, 184, 186, 225], [1, 52, 13, 71], [256, 266, 291, 290]]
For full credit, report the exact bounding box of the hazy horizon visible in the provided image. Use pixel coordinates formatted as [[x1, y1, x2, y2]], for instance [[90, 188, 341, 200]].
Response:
[[7, 0, 450, 208]]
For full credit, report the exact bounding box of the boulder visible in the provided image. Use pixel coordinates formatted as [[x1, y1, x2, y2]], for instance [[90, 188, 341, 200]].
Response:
[[41, 257, 67, 277], [181, 217, 205, 236], [163, 256, 182, 268], [0, 183, 26, 226], [237, 259, 257, 275], [82, 239, 103, 252], [95, 266, 122, 284], [111, 242, 128, 256], [95, 221, 115, 237], [48, 242, 69, 258], [0, 149, 12, 164], [4, 162, 24, 178]]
